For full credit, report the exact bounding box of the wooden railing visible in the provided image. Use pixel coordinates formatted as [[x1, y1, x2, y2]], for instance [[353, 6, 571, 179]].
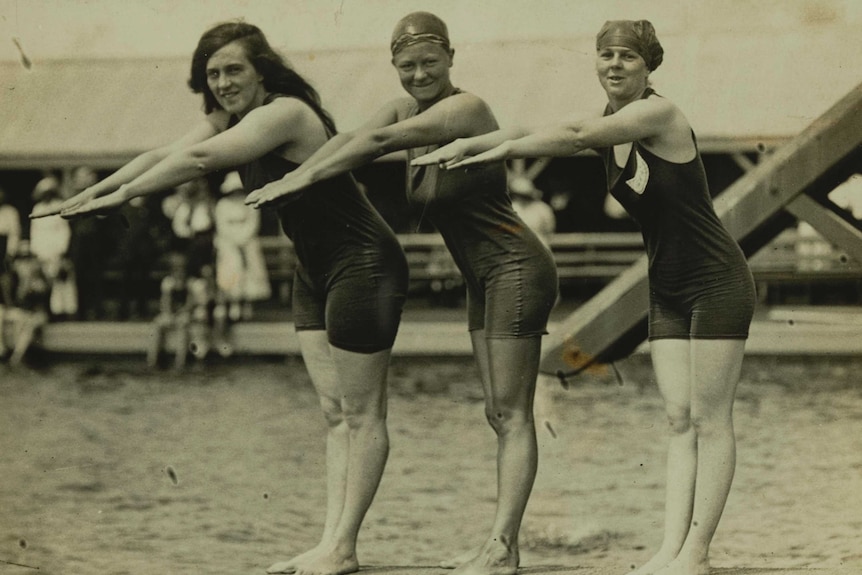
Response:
[[97, 230, 860, 305], [259, 229, 861, 298]]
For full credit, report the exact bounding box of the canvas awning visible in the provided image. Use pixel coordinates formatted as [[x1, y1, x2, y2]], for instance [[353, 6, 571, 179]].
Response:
[[1, 28, 858, 169]]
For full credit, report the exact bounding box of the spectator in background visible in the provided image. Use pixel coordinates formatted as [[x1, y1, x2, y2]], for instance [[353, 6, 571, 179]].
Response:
[[67, 166, 115, 320], [0, 184, 21, 264], [0, 184, 21, 303], [113, 194, 171, 320], [1, 240, 50, 365], [187, 262, 217, 360], [212, 171, 271, 355], [0, 184, 22, 354], [169, 177, 216, 278], [29, 176, 77, 319], [214, 170, 271, 320], [148, 251, 192, 369], [508, 175, 556, 247]]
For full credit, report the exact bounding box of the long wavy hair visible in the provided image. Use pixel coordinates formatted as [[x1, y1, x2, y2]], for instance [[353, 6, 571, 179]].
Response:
[[188, 21, 336, 134]]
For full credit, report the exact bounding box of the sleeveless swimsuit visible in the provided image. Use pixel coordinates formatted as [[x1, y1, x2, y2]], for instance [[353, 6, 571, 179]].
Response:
[[599, 89, 755, 340], [404, 90, 558, 337], [232, 94, 408, 353]]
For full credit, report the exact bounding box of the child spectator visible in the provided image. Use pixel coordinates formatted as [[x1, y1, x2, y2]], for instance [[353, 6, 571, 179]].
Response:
[[148, 252, 193, 369], [1, 240, 50, 365]]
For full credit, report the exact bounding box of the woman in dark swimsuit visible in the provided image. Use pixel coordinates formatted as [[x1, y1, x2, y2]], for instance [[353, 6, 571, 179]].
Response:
[[414, 19, 755, 575], [34, 22, 407, 575], [247, 12, 558, 575]]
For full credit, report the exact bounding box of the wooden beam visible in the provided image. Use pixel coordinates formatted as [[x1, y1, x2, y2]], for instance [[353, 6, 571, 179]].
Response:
[[784, 194, 862, 266]]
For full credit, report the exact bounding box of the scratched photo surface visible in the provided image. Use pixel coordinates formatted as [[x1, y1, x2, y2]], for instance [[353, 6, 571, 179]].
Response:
[[1, 1, 861, 574]]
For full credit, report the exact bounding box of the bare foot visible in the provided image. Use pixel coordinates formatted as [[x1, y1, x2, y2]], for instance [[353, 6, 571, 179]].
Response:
[[440, 547, 481, 569], [293, 551, 359, 575], [267, 546, 324, 574], [625, 550, 677, 575], [451, 538, 518, 575], [652, 555, 710, 575]]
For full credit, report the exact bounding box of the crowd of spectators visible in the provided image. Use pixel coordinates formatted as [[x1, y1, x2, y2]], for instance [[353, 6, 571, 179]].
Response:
[[0, 168, 272, 367]]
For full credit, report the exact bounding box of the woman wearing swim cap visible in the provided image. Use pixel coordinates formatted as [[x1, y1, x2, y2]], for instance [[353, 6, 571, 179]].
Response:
[[33, 22, 408, 575], [247, 11, 558, 575], [414, 19, 755, 575]]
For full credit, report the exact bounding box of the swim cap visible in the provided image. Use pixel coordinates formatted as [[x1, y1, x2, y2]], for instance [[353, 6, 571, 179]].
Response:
[[391, 12, 450, 55], [596, 20, 664, 71]]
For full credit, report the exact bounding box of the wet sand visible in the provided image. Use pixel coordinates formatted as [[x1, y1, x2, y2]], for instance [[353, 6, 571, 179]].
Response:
[[1, 354, 861, 575]]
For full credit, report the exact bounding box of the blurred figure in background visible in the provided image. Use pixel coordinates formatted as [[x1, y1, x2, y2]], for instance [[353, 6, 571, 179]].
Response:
[[112, 193, 171, 320], [212, 171, 271, 355], [67, 166, 114, 320], [0, 184, 21, 266], [508, 175, 556, 247], [170, 177, 216, 279], [214, 170, 271, 319], [29, 176, 77, 319], [148, 251, 193, 369], [0, 184, 22, 354], [0, 184, 21, 299], [187, 262, 217, 360], [1, 240, 50, 365]]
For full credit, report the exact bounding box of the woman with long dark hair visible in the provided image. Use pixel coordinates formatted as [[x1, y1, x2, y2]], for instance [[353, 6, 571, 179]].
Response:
[[35, 21, 408, 575]]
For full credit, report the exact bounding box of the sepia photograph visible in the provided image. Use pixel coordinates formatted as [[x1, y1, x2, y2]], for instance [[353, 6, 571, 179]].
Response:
[[1, 1, 860, 574]]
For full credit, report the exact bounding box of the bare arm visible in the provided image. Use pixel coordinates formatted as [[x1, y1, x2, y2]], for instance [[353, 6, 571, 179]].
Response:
[[30, 120, 219, 219], [409, 126, 531, 167], [65, 99, 319, 217], [246, 93, 496, 208], [422, 97, 683, 168]]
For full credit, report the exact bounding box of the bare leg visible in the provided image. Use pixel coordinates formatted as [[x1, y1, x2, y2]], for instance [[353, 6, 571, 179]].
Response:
[[655, 339, 745, 575], [628, 339, 696, 575], [269, 331, 392, 575], [447, 333, 541, 575], [173, 318, 190, 370], [10, 311, 47, 367], [268, 331, 346, 574]]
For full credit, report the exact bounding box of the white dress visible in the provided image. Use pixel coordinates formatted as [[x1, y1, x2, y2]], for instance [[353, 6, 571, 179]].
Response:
[[213, 194, 271, 302]]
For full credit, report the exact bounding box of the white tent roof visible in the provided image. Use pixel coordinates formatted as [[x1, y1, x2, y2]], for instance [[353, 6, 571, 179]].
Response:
[[1, 27, 859, 168]]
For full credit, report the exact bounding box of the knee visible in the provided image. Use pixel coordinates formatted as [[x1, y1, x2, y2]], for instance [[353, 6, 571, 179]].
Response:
[[690, 409, 732, 436], [318, 396, 345, 428], [484, 402, 531, 433], [341, 396, 387, 430], [665, 404, 692, 435]]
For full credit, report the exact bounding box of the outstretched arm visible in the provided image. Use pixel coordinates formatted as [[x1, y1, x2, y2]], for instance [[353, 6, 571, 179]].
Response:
[[63, 99, 314, 218], [30, 120, 219, 219], [417, 97, 678, 168], [245, 93, 495, 209], [409, 126, 531, 168]]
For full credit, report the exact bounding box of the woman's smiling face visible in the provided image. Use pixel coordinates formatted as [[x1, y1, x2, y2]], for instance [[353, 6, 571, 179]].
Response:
[[596, 46, 650, 108], [392, 42, 454, 109], [206, 40, 267, 117]]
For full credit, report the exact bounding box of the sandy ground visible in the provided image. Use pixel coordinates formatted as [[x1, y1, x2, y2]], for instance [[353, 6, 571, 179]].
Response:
[[1, 354, 861, 575]]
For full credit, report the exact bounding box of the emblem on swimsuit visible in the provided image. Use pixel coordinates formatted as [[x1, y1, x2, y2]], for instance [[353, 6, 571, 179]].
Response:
[[626, 151, 649, 195]]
